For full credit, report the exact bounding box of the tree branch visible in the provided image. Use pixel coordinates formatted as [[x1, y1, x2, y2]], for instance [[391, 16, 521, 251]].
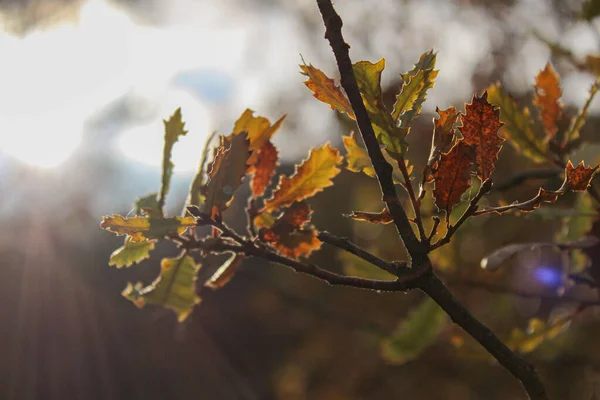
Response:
[[419, 272, 549, 400], [315, 0, 425, 260], [493, 168, 562, 192]]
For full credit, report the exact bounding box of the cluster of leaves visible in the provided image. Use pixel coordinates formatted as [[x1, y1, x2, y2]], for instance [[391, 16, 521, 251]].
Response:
[[100, 36, 599, 368]]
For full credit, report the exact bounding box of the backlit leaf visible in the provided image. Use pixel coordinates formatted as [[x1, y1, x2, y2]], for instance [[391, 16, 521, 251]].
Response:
[[342, 132, 406, 183], [507, 316, 570, 354], [201, 133, 252, 219], [427, 106, 459, 169], [432, 142, 474, 214], [233, 109, 286, 153], [392, 50, 438, 132], [381, 297, 447, 365], [122, 254, 201, 322], [533, 62, 562, 138], [135, 193, 161, 217], [459, 92, 505, 181], [345, 208, 393, 224], [206, 254, 245, 289], [264, 143, 342, 211], [249, 140, 278, 198], [257, 202, 321, 259], [352, 59, 407, 156], [300, 63, 354, 118], [476, 161, 597, 215], [100, 215, 196, 242], [109, 239, 155, 268], [487, 83, 547, 163], [159, 108, 188, 210]]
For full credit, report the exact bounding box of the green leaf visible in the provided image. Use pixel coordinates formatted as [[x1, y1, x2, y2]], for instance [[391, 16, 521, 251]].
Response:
[[109, 239, 155, 268], [487, 83, 547, 163], [381, 297, 447, 365], [201, 133, 252, 219], [342, 132, 406, 183], [392, 50, 438, 132], [159, 108, 188, 211], [135, 193, 161, 216], [352, 59, 407, 157], [100, 215, 196, 242], [122, 254, 201, 322]]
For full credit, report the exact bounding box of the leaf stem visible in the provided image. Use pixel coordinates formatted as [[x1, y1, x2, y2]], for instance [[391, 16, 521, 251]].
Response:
[[397, 157, 427, 240]]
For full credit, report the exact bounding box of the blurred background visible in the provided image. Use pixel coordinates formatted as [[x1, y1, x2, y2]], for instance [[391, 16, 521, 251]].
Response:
[[2, 0, 600, 398]]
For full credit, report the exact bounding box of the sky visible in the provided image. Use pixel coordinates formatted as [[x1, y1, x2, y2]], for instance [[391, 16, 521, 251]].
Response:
[[0, 0, 598, 171]]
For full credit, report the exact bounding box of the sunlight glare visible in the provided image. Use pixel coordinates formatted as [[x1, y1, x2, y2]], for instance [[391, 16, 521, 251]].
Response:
[[118, 89, 211, 172]]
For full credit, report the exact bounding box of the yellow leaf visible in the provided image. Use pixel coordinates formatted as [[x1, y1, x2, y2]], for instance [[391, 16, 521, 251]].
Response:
[[300, 63, 354, 118], [264, 143, 342, 211], [109, 239, 155, 268], [233, 109, 286, 151], [100, 215, 196, 241]]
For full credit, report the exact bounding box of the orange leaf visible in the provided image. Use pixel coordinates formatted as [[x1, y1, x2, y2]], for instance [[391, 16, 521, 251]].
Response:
[[345, 208, 393, 224], [257, 202, 321, 259], [205, 254, 245, 289], [559, 161, 599, 192], [433, 142, 474, 214], [300, 63, 355, 118], [476, 161, 597, 215], [250, 140, 279, 197], [533, 62, 562, 138], [427, 106, 459, 168], [264, 143, 342, 211], [459, 92, 505, 181]]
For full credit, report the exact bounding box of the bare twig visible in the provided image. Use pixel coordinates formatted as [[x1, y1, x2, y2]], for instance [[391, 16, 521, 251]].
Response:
[[430, 179, 493, 251]]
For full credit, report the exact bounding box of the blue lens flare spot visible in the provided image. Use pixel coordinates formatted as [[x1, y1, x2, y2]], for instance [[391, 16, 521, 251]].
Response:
[[534, 266, 562, 286]]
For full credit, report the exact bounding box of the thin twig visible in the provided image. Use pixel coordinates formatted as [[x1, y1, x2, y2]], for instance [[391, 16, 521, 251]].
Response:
[[430, 179, 493, 251], [397, 157, 426, 240], [493, 168, 562, 192]]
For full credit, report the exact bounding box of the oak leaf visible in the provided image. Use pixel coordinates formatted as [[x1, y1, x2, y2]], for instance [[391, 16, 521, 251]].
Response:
[[432, 142, 474, 214], [392, 50, 438, 133], [201, 133, 252, 219], [559, 161, 599, 192], [533, 62, 562, 138], [427, 106, 459, 169], [122, 254, 201, 322], [300, 63, 354, 118], [109, 239, 155, 268], [264, 143, 342, 211], [100, 215, 196, 242], [249, 140, 278, 198], [459, 92, 505, 181], [233, 109, 286, 153], [206, 254, 245, 289], [487, 83, 547, 163], [159, 108, 188, 210], [353, 58, 408, 156], [345, 208, 393, 224], [342, 132, 407, 183]]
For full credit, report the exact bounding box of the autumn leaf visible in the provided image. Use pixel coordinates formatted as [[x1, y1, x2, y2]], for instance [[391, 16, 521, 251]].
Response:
[[122, 254, 201, 322], [559, 161, 599, 192], [381, 297, 447, 365], [433, 142, 474, 215], [564, 81, 599, 145], [427, 106, 459, 169], [159, 108, 188, 211], [506, 316, 571, 354], [487, 83, 547, 163], [264, 143, 342, 211], [300, 63, 354, 118], [257, 202, 321, 259], [392, 50, 438, 133], [109, 238, 156, 268], [201, 133, 252, 219], [249, 140, 278, 198], [459, 92, 504, 181], [342, 132, 406, 183], [100, 215, 196, 242], [352, 58, 407, 156], [344, 208, 393, 224], [533, 62, 562, 138], [233, 109, 286, 153], [476, 161, 598, 215], [206, 254, 245, 289]]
